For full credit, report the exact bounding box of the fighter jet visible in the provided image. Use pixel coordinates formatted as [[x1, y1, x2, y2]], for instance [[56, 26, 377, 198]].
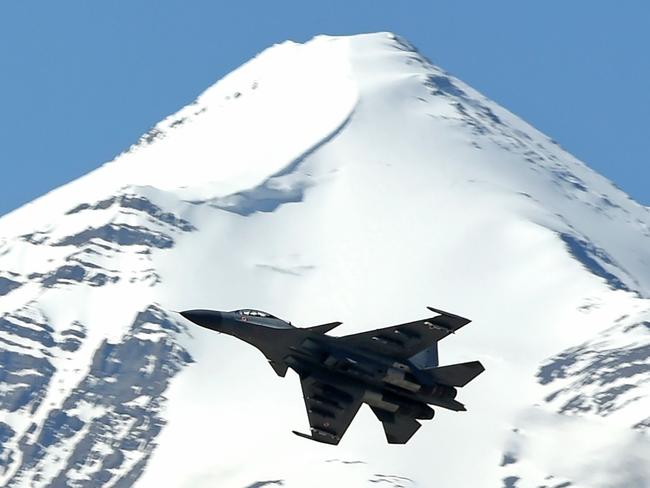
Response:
[[180, 306, 484, 445]]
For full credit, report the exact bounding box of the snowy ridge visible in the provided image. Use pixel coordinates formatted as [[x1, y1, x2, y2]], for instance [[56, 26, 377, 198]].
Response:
[[539, 308, 650, 427], [0, 36, 358, 236], [0, 32, 649, 487], [0, 185, 197, 486]]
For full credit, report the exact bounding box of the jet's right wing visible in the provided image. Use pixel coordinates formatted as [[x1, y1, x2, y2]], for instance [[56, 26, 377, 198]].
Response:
[[293, 376, 364, 445], [338, 306, 471, 360]]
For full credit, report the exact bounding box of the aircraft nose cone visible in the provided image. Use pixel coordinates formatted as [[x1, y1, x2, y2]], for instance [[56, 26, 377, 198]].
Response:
[[180, 309, 222, 330]]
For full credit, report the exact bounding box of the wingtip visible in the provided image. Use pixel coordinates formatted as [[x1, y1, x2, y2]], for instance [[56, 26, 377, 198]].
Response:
[[292, 430, 312, 440], [427, 305, 471, 326], [427, 305, 461, 318], [292, 430, 339, 445]]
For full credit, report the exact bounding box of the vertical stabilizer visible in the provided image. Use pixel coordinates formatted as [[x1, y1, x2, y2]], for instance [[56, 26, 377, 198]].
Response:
[[409, 343, 439, 369]]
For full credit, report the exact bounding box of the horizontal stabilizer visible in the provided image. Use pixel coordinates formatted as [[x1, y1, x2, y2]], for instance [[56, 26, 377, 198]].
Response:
[[267, 359, 288, 377], [371, 407, 421, 444], [428, 397, 466, 412], [306, 322, 342, 335], [427, 361, 485, 387]]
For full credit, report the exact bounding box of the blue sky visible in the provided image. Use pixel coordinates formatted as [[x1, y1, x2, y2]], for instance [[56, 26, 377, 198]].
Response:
[[1, 1, 649, 216]]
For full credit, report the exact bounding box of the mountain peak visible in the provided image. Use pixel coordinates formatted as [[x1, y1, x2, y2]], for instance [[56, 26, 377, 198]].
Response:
[[1, 33, 649, 487]]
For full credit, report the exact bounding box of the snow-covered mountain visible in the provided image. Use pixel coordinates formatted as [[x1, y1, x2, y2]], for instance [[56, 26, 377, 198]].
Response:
[[1, 32, 649, 488]]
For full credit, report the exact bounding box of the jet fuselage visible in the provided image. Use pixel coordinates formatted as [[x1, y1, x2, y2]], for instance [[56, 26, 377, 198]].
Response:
[[182, 309, 465, 426], [181, 307, 483, 444]]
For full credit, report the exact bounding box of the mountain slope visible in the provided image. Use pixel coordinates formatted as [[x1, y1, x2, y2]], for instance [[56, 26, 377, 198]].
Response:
[[0, 32, 648, 488]]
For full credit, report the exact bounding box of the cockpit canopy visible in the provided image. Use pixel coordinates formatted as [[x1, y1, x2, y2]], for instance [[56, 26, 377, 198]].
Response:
[[234, 309, 278, 319]]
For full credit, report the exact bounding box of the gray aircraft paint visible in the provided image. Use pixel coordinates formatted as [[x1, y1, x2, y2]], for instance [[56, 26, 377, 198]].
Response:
[[180, 307, 484, 445]]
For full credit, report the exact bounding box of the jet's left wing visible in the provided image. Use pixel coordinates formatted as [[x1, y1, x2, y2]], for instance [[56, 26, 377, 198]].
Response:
[[292, 376, 364, 445], [338, 306, 471, 360]]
